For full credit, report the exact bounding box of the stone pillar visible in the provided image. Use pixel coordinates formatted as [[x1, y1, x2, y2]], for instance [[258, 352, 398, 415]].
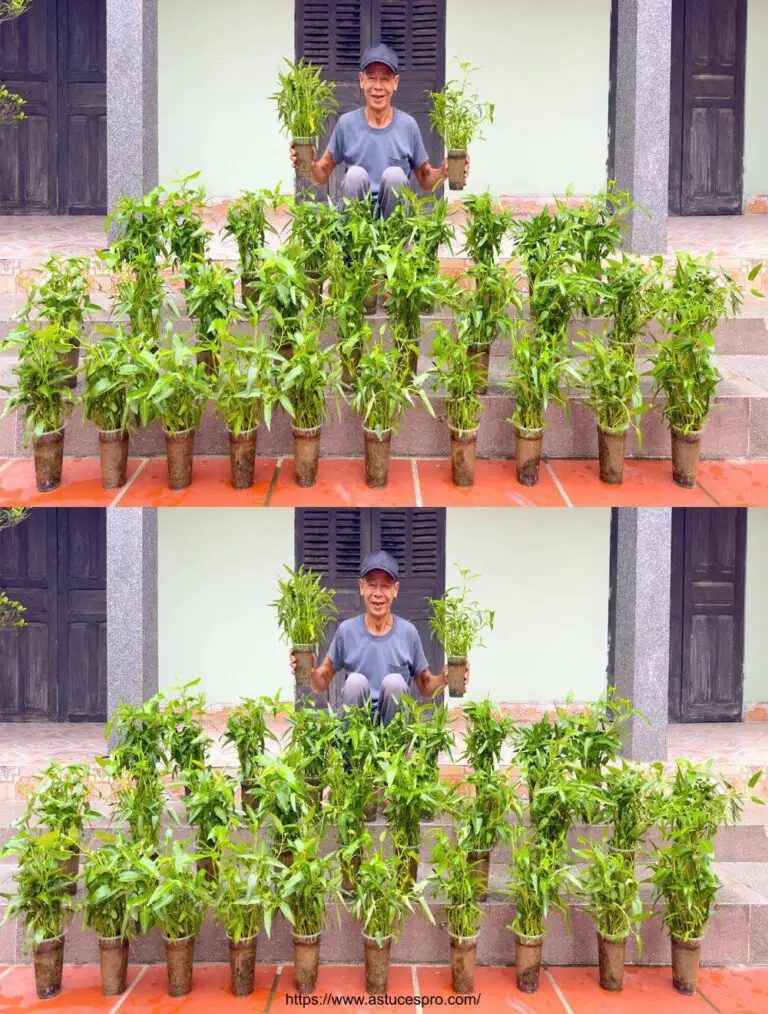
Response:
[[610, 508, 672, 761], [106, 0, 159, 211], [613, 0, 673, 253], [106, 508, 159, 718]]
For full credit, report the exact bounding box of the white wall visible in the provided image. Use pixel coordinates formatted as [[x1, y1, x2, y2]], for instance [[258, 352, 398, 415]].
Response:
[[445, 508, 611, 702], [157, 508, 294, 702], [745, 0, 768, 200], [745, 508, 768, 704]]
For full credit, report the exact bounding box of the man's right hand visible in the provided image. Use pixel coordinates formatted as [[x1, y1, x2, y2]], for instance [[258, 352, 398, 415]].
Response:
[[289, 142, 317, 169]]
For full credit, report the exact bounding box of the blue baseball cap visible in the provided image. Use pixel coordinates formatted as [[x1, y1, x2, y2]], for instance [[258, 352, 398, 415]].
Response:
[[361, 44, 399, 75], [360, 550, 399, 582]]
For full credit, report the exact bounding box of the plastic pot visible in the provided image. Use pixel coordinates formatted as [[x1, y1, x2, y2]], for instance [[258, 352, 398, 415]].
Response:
[[165, 934, 196, 997], [364, 279, 384, 315], [164, 428, 196, 490], [33, 429, 65, 493], [467, 848, 491, 902], [671, 428, 702, 489], [98, 429, 129, 490], [341, 347, 362, 388], [99, 935, 129, 996], [293, 137, 314, 181], [307, 272, 324, 303], [597, 427, 627, 486], [228, 428, 257, 490], [293, 643, 315, 689], [671, 935, 702, 996], [197, 855, 216, 882], [363, 934, 392, 995], [364, 428, 392, 489], [515, 933, 544, 994], [450, 934, 478, 994], [229, 935, 257, 997], [364, 786, 383, 822], [278, 849, 294, 868], [398, 844, 420, 886], [241, 780, 257, 813], [306, 777, 324, 810], [515, 427, 543, 487], [468, 343, 491, 395], [597, 934, 626, 992], [60, 344, 80, 389], [33, 935, 65, 1000], [341, 850, 362, 895], [449, 426, 478, 488], [446, 656, 467, 699], [196, 348, 217, 374], [447, 149, 467, 191], [292, 931, 321, 994], [292, 425, 321, 487]]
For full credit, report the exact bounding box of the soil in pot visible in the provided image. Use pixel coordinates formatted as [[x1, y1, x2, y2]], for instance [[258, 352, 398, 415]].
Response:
[[229, 428, 257, 490], [515, 933, 544, 994], [292, 425, 321, 487], [342, 851, 362, 895], [449, 426, 478, 488], [293, 644, 315, 689], [597, 934, 626, 992], [467, 848, 491, 902], [33, 429, 65, 493], [364, 428, 392, 489], [292, 932, 321, 994], [60, 345, 80, 389], [671, 428, 702, 489], [165, 428, 196, 490], [99, 936, 129, 996], [293, 138, 314, 181], [671, 935, 702, 996], [278, 849, 294, 869], [597, 427, 627, 486], [450, 934, 478, 994], [33, 935, 65, 1000], [515, 427, 543, 487], [447, 150, 467, 191], [468, 343, 491, 395], [99, 429, 129, 490], [165, 935, 196, 997], [363, 934, 392, 995], [341, 348, 362, 389], [447, 656, 467, 699], [196, 348, 217, 374], [229, 935, 257, 997]]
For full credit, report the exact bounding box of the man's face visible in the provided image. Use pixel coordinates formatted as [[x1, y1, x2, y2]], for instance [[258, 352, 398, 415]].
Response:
[[359, 63, 399, 111], [359, 569, 399, 618]]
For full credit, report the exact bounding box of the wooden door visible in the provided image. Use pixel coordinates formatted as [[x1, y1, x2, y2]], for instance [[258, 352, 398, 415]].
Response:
[[295, 507, 445, 707], [669, 0, 746, 215], [669, 508, 746, 722], [0, 0, 106, 214], [295, 0, 445, 202], [0, 508, 106, 720]]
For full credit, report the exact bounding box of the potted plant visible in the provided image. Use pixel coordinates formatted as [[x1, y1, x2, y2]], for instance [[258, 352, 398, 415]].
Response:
[[163, 171, 211, 273], [326, 245, 373, 384], [428, 61, 493, 191], [0, 835, 75, 999], [431, 325, 486, 487], [504, 832, 577, 994], [181, 257, 240, 372], [340, 198, 384, 313], [105, 184, 168, 269], [81, 328, 154, 489], [250, 756, 312, 864], [1, 325, 75, 491], [430, 831, 483, 993], [279, 317, 344, 486], [180, 766, 240, 880], [460, 769, 520, 901], [272, 58, 338, 181], [341, 704, 383, 821], [387, 190, 456, 310], [161, 679, 212, 780], [286, 704, 340, 807], [382, 241, 448, 375], [600, 253, 662, 359], [352, 340, 434, 488], [462, 193, 513, 267], [247, 248, 309, 355], [213, 839, 283, 996], [104, 694, 168, 775], [272, 565, 338, 689], [326, 746, 374, 893], [461, 699, 514, 773], [144, 840, 212, 997], [81, 834, 155, 996], [224, 187, 282, 302], [222, 694, 287, 810], [105, 249, 177, 349], [428, 567, 494, 698], [382, 750, 442, 887], [279, 816, 344, 994], [601, 760, 662, 864], [285, 196, 341, 299], [351, 851, 433, 995], [461, 261, 520, 393], [215, 336, 288, 489]]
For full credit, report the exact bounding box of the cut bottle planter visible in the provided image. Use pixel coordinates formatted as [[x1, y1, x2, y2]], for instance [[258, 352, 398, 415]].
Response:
[[98, 935, 129, 996], [515, 427, 543, 487], [449, 426, 478, 487], [229, 935, 257, 997], [597, 427, 626, 486], [364, 428, 391, 488], [597, 934, 626, 992], [228, 428, 257, 490], [293, 138, 314, 181], [468, 343, 491, 395], [61, 344, 80, 389], [363, 934, 392, 995], [292, 425, 321, 487], [59, 845, 80, 896], [447, 656, 467, 698], [164, 428, 196, 490], [341, 850, 362, 894], [515, 932, 544, 993], [98, 429, 129, 489], [33, 935, 65, 1000], [450, 934, 478, 994], [165, 934, 196, 997], [467, 847, 491, 901], [671, 935, 702, 995], [292, 931, 321, 994], [671, 428, 703, 488], [293, 644, 315, 688], [33, 428, 65, 492], [447, 149, 467, 191]]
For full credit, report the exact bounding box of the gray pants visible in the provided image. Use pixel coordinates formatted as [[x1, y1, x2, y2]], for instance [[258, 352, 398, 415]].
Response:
[[340, 165, 409, 220], [340, 671, 411, 725]]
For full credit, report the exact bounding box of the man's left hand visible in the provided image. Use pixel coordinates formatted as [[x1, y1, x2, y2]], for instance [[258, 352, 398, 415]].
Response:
[[440, 153, 471, 184], [439, 660, 470, 691]]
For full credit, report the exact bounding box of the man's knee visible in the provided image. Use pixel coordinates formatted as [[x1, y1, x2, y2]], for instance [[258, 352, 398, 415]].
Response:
[[341, 672, 371, 706], [380, 166, 409, 191], [380, 672, 409, 698], [341, 165, 370, 198]]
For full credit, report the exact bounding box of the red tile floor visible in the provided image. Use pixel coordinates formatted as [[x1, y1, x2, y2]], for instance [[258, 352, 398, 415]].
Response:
[[0, 963, 766, 1013], [2, 456, 768, 508]]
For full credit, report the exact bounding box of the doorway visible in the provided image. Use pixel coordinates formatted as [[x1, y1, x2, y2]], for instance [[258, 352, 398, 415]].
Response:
[[0, 0, 107, 214]]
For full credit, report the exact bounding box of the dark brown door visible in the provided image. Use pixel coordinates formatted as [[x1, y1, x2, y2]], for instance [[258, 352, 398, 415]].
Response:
[[669, 0, 746, 215], [0, 0, 106, 214], [0, 508, 106, 720], [295, 0, 446, 202], [669, 508, 746, 722], [295, 508, 446, 707]]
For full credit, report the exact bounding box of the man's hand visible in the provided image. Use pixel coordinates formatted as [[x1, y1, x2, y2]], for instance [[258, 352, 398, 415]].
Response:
[[439, 660, 470, 693], [289, 142, 317, 170], [440, 153, 471, 185], [290, 649, 332, 695]]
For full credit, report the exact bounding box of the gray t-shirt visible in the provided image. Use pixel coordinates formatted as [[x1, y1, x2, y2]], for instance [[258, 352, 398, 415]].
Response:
[[327, 614, 429, 704], [328, 108, 430, 197]]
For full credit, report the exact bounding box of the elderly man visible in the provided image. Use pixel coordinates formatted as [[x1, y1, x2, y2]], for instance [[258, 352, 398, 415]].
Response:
[[290, 43, 469, 218], [292, 550, 469, 723]]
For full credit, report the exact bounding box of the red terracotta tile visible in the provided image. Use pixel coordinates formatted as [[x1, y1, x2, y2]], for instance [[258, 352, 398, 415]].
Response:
[[550, 966, 713, 1012], [417, 964, 566, 1011], [271, 965, 414, 1011], [697, 967, 768, 1014], [269, 458, 417, 506], [0, 964, 142, 1012], [120, 963, 276, 1011], [696, 461, 768, 506], [0, 458, 142, 507], [118, 458, 276, 507], [416, 459, 567, 507], [550, 459, 718, 506]]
